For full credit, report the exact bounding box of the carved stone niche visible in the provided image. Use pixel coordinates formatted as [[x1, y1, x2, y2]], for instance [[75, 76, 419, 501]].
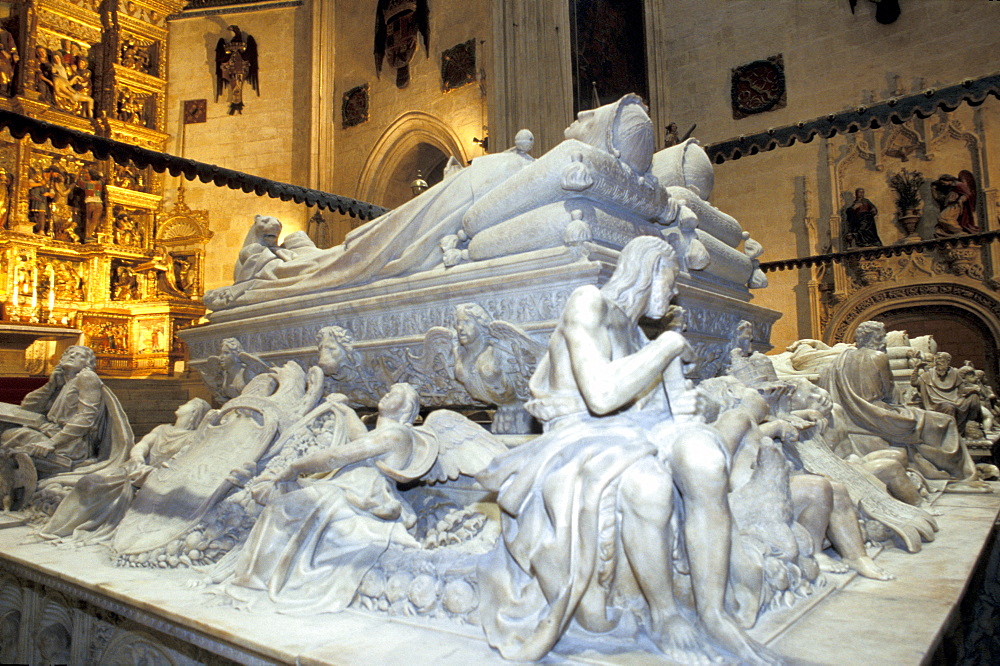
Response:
[[153, 190, 212, 301]]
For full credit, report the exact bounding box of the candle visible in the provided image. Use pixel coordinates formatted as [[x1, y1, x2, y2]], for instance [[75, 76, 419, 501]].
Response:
[[11, 267, 17, 307]]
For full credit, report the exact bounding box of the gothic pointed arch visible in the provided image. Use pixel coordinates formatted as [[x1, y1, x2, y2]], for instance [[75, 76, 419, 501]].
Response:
[[356, 112, 469, 209]]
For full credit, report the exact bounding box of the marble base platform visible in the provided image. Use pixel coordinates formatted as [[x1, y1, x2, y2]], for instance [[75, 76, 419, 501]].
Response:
[[0, 490, 996, 665]]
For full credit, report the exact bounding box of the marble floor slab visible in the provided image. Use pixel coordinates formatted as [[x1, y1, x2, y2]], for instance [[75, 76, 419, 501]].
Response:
[[0, 489, 996, 665]]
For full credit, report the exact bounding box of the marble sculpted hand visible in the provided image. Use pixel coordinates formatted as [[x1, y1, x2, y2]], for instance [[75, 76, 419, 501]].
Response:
[[478, 236, 777, 665]]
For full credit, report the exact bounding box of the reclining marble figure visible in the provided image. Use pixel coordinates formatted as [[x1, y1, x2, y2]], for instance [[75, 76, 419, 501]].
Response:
[[477, 236, 777, 664], [203, 94, 734, 312], [0, 346, 132, 480], [819, 321, 982, 486]]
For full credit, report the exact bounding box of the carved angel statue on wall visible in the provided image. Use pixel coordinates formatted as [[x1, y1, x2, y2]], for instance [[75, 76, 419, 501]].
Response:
[[409, 303, 545, 434], [215, 25, 259, 115]]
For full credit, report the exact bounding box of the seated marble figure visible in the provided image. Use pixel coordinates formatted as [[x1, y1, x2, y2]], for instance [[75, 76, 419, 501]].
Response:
[[39, 398, 212, 545], [204, 94, 713, 311], [0, 346, 132, 479], [478, 236, 776, 665], [819, 321, 984, 488], [729, 320, 938, 553]]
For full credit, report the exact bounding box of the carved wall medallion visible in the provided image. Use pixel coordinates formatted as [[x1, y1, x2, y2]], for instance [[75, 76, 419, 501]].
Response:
[[182, 99, 206, 124], [341, 84, 369, 129], [441, 39, 475, 91], [731, 54, 786, 119]]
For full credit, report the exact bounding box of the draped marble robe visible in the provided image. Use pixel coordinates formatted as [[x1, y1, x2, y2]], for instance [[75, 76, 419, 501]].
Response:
[[819, 345, 976, 481]]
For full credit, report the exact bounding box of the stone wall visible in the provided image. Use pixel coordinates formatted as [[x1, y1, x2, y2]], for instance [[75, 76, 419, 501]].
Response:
[[164, 3, 317, 291]]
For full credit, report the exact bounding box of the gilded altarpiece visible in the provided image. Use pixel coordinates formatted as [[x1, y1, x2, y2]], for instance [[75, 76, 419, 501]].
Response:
[[0, 0, 207, 376], [803, 108, 1000, 358]]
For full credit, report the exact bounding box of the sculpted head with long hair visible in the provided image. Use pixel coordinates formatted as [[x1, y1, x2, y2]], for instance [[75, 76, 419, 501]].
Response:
[[601, 236, 680, 322]]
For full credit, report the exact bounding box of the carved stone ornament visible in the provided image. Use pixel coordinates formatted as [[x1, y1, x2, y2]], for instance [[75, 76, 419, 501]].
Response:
[[341, 84, 369, 129], [441, 39, 475, 91], [731, 54, 786, 119], [374, 0, 430, 88]]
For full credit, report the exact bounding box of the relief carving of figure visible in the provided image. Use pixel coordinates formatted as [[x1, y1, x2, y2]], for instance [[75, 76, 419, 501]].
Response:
[[411, 303, 545, 434], [197, 338, 271, 405], [478, 237, 775, 664]]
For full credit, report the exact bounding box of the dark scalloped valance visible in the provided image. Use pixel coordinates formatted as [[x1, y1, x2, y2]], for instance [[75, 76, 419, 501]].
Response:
[[759, 230, 1000, 273], [705, 72, 1000, 164], [0, 110, 388, 220]]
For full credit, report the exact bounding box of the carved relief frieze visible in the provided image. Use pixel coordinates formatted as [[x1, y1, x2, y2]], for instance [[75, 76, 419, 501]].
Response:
[[830, 282, 1000, 342]]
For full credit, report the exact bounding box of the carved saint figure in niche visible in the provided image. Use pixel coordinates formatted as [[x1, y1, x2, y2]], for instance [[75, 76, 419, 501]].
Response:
[[116, 88, 144, 124], [0, 346, 132, 478], [111, 265, 139, 300], [120, 38, 150, 73], [0, 23, 19, 96], [40, 398, 212, 544], [844, 187, 882, 247], [931, 171, 977, 236], [33, 45, 53, 102], [215, 25, 259, 114], [40, 47, 93, 117], [27, 167, 52, 235], [77, 167, 105, 242], [478, 237, 775, 665], [111, 205, 141, 247], [374, 0, 429, 88]]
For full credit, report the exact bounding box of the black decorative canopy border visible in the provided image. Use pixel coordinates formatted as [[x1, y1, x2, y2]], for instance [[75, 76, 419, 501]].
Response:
[[706, 72, 1000, 164], [760, 230, 1000, 273], [0, 110, 387, 220]]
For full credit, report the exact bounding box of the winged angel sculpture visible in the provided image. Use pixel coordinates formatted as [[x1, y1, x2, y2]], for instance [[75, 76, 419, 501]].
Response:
[[221, 383, 507, 613], [215, 25, 259, 114], [197, 337, 271, 405], [408, 303, 545, 434]]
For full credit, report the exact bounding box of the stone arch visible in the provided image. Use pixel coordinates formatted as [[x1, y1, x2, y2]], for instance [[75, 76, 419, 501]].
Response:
[[825, 282, 1000, 385], [356, 112, 469, 209]]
